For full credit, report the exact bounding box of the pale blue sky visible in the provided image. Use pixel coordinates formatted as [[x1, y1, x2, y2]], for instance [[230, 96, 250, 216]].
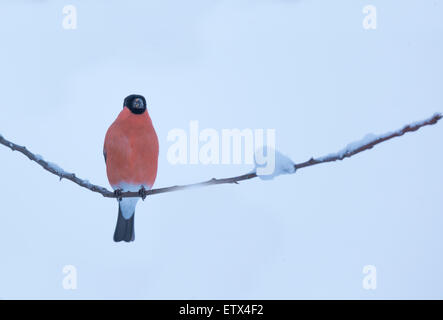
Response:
[[0, 0, 442, 299]]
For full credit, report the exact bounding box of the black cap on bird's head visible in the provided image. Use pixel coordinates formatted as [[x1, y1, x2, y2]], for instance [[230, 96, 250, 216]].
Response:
[[124, 94, 147, 115]]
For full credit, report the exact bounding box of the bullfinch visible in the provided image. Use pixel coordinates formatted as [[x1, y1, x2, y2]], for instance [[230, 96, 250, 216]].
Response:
[[103, 94, 159, 242]]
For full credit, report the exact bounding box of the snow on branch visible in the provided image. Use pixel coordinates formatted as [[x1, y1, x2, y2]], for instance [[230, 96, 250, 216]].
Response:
[[0, 113, 441, 199]]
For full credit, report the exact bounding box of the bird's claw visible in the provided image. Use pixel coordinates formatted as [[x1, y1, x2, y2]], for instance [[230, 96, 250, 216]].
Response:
[[114, 189, 123, 201], [138, 186, 147, 201]]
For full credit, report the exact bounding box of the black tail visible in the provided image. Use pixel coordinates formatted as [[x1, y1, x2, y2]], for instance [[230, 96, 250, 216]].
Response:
[[113, 204, 135, 242]]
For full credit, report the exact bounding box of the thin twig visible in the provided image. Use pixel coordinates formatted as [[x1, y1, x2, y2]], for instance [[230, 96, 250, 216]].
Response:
[[0, 113, 441, 198], [0, 134, 113, 197]]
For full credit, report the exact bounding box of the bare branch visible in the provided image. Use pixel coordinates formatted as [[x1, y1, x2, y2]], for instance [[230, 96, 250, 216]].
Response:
[[0, 113, 441, 199], [295, 112, 442, 170], [0, 134, 114, 197]]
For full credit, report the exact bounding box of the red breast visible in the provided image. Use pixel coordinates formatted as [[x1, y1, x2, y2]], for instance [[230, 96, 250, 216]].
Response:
[[104, 107, 159, 188]]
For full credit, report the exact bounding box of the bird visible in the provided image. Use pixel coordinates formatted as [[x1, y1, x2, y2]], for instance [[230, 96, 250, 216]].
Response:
[[103, 94, 159, 242]]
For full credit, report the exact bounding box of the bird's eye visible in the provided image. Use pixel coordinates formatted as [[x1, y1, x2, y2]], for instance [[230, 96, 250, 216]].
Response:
[[132, 98, 144, 109]]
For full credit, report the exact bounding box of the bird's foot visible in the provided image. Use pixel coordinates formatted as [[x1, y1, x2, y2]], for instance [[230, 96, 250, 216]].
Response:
[[114, 189, 123, 201], [138, 186, 147, 201]]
